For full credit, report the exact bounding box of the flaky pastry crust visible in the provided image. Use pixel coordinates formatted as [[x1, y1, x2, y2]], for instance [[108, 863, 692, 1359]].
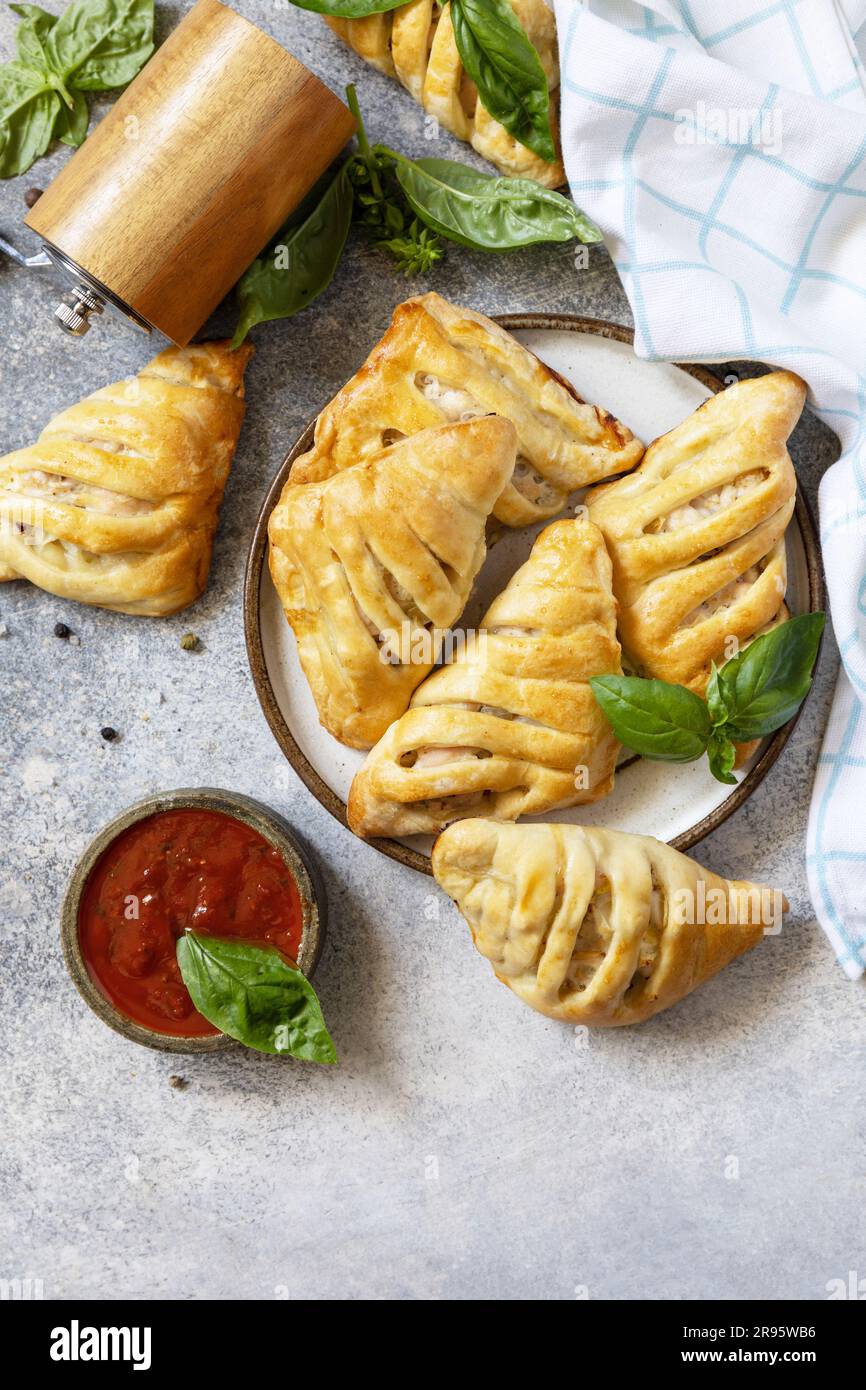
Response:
[[0, 341, 252, 616], [586, 371, 805, 697], [290, 293, 644, 527], [268, 415, 517, 749], [433, 819, 786, 1026], [347, 517, 621, 836]]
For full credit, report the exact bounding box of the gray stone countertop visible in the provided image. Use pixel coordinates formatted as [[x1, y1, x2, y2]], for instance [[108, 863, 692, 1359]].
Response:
[[1, 1, 864, 1302]]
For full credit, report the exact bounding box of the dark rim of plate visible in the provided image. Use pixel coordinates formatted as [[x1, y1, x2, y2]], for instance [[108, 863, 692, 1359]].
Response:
[[243, 314, 825, 878]]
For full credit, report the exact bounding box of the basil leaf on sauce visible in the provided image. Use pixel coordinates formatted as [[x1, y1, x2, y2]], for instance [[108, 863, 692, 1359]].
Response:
[[450, 0, 556, 164], [176, 934, 337, 1064]]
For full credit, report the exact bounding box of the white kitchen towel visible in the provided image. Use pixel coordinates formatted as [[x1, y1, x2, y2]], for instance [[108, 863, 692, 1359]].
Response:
[[552, 0, 866, 976]]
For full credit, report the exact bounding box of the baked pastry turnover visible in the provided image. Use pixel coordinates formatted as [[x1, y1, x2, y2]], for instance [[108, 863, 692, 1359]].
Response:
[[347, 518, 621, 837], [0, 341, 252, 616], [268, 415, 517, 749], [586, 371, 804, 697], [326, 0, 565, 187], [433, 820, 786, 1026], [290, 293, 644, 527]]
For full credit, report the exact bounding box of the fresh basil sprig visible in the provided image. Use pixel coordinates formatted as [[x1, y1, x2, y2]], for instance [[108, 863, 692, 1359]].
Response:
[[231, 86, 599, 344], [0, 0, 154, 178], [176, 933, 337, 1064], [345, 83, 444, 276], [590, 613, 825, 786], [450, 0, 555, 164]]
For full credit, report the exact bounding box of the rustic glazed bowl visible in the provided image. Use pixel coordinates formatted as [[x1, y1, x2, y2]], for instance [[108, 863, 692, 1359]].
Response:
[[61, 787, 327, 1055]]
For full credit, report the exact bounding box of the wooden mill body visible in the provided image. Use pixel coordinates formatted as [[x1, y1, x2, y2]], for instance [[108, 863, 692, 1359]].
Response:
[[25, 0, 355, 344]]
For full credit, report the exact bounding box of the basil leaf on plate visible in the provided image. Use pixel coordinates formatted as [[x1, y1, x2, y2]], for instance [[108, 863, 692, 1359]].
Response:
[[387, 151, 599, 251], [450, 0, 555, 163], [0, 62, 59, 178], [286, 0, 407, 14], [707, 731, 737, 786], [176, 933, 337, 1064], [590, 675, 712, 763], [47, 0, 154, 90], [711, 613, 825, 742], [231, 164, 353, 347]]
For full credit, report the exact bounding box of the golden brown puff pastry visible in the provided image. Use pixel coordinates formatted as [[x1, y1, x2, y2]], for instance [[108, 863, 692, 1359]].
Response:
[[432, 820, 786, 1026], [327, 0, 565, 187], [289, 293, 644, 528], [347, 517, 622, 837], [586, 371, 805, 698], [268, 415, 517, 750], [0, 341, 252, 617]]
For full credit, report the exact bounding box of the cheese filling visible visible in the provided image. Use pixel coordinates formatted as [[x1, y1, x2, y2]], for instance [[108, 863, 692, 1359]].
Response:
[[650, 469, 766, 533], [415, 373, 485, 422], [412, 745, 489, 768], [414, 374, 561, 509], [511, 456, 558, 507], [11, 469, 155, 517], [681, 564, 761, 627]]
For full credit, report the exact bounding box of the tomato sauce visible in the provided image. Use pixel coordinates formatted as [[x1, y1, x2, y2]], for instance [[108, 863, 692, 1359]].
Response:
[[78, 808, 304, 1036]]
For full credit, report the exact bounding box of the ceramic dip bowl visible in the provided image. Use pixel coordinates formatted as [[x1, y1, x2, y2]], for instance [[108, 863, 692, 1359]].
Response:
[[61, 787, 326, 1054]]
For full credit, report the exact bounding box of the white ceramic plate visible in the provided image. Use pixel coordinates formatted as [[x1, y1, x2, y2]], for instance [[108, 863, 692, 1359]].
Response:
[[245, 316, 822, 875]]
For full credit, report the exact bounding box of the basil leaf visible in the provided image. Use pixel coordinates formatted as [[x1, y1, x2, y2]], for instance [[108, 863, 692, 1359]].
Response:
[[176, 934, 337, 1064], [232, 164, 353, 347], [590, 675, 712, 763], [54, 85, 88, 146], [707, 732, 737, 785], [10, 3, 57, 67], [0, 62, 59, 177], [388, 151, 599, 251], [47, 0, 154, 90], [450, 0, 555, 163], [713, 613, 825, 742], [287, 0, 407, 13], [705, 661, 727, 727]]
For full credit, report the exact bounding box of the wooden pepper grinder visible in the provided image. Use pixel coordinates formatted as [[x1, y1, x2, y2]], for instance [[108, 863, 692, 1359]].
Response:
[[25, 0, 355, 343]]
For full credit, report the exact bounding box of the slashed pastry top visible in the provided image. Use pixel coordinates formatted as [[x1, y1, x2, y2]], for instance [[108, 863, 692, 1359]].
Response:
[[347, 517, 622, 838], [0, 341, 252, 616], [289, 293, 644, 527], [432, 819, 786, 1026], [326, 0, 566, 187], [586, 370, 805, 696], [268, 415, 517, 750]]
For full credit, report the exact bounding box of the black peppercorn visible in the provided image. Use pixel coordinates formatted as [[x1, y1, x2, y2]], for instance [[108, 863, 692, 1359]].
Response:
[[54, 622, 71, 639], [100, 726, 118, 742]]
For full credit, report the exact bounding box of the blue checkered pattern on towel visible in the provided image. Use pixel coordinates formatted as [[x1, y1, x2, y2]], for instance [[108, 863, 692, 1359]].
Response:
[[553, 0, 866, 975]]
